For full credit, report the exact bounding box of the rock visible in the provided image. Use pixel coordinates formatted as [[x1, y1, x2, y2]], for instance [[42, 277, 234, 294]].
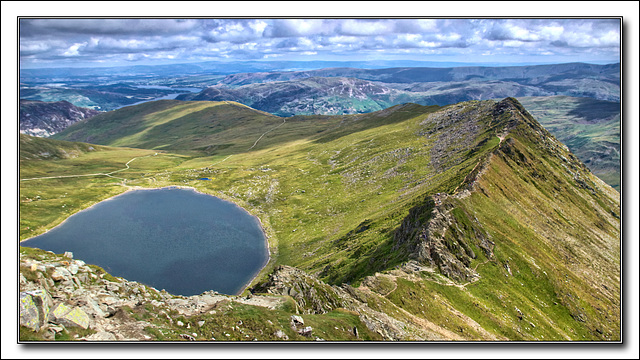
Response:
[[291, 315, 304, 327], [51, 303, 91, 329], [353, 326, 359, 338], [85, 331, 117, 341], [51, 267, 72, 281], [19, 289, 52, 332], [197, 320, 205, 327], [104, 282, 120, 292], [68, 263, 79, 275], [298, 326, 313, 337], [49, 325, 65, 333], [19, 293, 41, 331], [64, 251, 73, 259], [274, 330, 289, 340], [180, 333, 196, 341], [176, 320, 184, 327]]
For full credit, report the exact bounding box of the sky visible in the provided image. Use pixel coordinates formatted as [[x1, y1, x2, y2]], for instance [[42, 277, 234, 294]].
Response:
[[19, 18, 621, 68]]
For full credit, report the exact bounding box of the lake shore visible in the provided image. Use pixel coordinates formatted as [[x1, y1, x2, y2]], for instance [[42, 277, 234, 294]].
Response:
[[20, 184, 274, 297]]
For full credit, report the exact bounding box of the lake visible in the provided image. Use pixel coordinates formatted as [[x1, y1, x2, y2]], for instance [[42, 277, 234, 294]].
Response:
[[21, 187, 269, 296]]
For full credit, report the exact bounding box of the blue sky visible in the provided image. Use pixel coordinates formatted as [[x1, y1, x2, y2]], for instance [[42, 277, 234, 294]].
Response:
[[19, 18, 621, 68]]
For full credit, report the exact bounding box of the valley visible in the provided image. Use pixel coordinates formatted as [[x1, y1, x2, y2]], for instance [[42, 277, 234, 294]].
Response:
[[19, 97, 620, 341]]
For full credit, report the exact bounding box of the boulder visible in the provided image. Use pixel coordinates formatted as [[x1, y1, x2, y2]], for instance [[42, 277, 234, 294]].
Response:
[[19, 293, 41, 331], [63, 251, 74, 259], [19, 289, 52, 332], [68, 263, 79, 275], [291, 315, 304, 326], [51, 267, 72, 282], [274, 330, 289, 340], [85, 331, 117, 341], [298, 326, 313, 337], [51, 303, 91, 329]]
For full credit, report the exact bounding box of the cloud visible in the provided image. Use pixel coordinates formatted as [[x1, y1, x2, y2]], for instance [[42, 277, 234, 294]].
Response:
[[18, 18, 621, 67]]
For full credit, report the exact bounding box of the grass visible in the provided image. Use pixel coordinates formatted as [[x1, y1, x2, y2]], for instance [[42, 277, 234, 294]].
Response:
[[518, 96, 620, 191], [19, 98, 620, 341]]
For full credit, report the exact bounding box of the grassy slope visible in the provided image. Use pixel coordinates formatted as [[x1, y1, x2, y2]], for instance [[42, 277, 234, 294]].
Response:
[[518, 96, 620, 191], [20, 98, 620, 340], [19, 135, 190, 240]]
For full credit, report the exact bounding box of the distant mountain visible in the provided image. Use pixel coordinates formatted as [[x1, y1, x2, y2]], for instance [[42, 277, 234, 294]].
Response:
[[519, 96, 621, 191], [19, 99, 100, 137], [210, 63, 620, 102], [178, 77, 558, 116], [19, 84, 185, 111]]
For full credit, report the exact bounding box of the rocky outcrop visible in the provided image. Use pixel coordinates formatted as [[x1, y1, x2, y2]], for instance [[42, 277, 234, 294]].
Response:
[[20, 99, 99, 137], [253, 265, 348, 314], [19, 250, 286, 341]]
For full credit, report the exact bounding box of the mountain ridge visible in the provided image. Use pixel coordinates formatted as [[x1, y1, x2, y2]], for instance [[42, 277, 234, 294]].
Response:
[[21, 97, 620, 341]]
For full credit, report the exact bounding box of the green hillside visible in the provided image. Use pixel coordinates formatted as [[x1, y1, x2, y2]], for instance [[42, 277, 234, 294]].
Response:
[[518, 96, 621, 191], [21, 98, 620, 341]]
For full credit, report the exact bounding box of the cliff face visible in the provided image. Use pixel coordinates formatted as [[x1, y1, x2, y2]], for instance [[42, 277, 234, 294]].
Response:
[[20, 99, 100, 137]]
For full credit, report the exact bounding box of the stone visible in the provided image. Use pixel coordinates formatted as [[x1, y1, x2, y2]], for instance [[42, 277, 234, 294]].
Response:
[[298, 326, 313, 337], [180, 334, 196, 341], [274, 330, 289, 340], [51, 267, 72, 281], [19, 292, 41, 331], [51, 303, 91, 329], [19, 289, 52, 332], [104, 282, 120, 292], [85, 331, 117, 341], [63, 251, 74, 259], [176, 320, 184, 327], [68, 263, 79, 275], [290, 315, 304, 326], [197, 320, 205, 327]]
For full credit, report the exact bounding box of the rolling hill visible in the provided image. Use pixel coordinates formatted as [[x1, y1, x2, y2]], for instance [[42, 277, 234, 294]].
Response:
[[22, 98, 620, 341]]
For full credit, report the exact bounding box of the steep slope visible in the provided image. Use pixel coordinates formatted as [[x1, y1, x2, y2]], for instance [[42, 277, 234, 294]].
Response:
[[518, 96, 621, 191], [20, 133, 107, 161], [52, 100, 293, 154], [20, 98, 620, 341], [20, 100, 100, 137]]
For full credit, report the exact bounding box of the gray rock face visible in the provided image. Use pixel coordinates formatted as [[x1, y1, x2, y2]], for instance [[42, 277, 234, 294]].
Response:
[[51, 303, 91, 329], [20, 100, 99, 137], [19, 289, 53, 331]]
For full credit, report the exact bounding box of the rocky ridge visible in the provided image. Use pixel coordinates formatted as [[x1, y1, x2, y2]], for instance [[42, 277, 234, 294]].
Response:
[[20, 99, 100, 137]]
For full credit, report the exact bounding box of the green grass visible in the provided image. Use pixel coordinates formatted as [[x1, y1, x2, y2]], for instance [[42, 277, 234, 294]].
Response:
[[19, 98, 620, 341], [518, 96, 620, 191]]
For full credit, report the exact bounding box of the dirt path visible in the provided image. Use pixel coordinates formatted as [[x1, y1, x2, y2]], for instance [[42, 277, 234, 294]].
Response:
[[248, 118, 287, 151], [20, 154, 157, 182]]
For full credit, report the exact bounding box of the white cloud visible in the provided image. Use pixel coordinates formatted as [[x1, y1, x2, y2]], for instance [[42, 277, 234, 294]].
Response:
[[62, 42, 86, 56]]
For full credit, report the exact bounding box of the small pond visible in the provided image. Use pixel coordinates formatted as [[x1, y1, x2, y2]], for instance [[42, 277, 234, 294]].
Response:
[[22, 187, 269, 296]]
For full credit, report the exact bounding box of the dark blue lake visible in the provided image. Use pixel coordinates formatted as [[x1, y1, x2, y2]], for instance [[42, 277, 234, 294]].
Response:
[[22, 187, 269, 296]]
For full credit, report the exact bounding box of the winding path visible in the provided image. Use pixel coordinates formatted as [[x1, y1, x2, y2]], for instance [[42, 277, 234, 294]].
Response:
[[20, 154, 157, 182]]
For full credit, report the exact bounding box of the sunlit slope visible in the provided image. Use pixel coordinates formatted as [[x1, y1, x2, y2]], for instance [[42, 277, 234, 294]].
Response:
[[518, 95, 620, 191], [382, 98, 620, 340], [19, 134, 189, 240], [22, 98, 620, 340], [53, 100, 341, 154]]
